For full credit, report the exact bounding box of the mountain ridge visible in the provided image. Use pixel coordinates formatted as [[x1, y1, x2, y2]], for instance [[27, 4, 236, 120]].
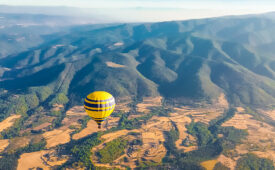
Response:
[[1, 13, 275, 109]]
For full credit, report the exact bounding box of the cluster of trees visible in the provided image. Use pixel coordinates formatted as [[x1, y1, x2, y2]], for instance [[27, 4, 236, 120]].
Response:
[[187, 122, 214, 146], [0, 86, 53, 121], [213, 162, 230, 170], [29, 87, 53, 102], [0, 94, 29, 120], [0, 86, 59, 138], [59, 133, 101, 169], [160, 108, 252, 169], [161, 124, 244, 169], [137, 160, 160, 169], [97, 137, 128, 163], [208, 108, 248, 155], [0, 154, 18, 170], [118, 107, 168, 130], [49, 93, 69, 106], [162, 126, 204, 170], [236, 153, 274, 170], [118, 113, 143, 130], [0, 94, 30, 138]]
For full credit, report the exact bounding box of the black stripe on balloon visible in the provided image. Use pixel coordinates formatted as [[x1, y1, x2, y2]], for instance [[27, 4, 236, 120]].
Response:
[[85, 97, 114, 103], [90, 117, 105, 121], [84, 106, 114, 112], [95, 120, 104, 122], [84, 101, 115, 108], [92, 118, 106, 120]]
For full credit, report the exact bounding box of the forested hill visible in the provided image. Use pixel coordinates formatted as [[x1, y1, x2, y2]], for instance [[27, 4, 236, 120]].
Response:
[[1, 12, 275, 113]]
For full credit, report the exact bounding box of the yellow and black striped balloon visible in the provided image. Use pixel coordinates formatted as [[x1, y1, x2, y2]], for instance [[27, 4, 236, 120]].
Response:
[[84, 91, 115, 128]]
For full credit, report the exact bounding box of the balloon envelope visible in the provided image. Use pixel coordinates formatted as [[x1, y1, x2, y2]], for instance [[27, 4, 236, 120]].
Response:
[[84, 91, 115, 128]]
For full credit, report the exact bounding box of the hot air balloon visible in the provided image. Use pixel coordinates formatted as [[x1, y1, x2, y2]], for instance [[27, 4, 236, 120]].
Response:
[[84, 91, 115, 128]]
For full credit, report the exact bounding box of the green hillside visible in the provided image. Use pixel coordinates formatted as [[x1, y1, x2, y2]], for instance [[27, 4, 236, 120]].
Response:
[[0, 13, 275, 112]]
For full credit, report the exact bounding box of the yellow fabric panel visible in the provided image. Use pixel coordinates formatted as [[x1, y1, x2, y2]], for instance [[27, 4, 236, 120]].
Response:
[[85, 107, 115, 119], [84, 105, 115, 110], [83, 91, 115, 120], [86, 91, 113, 101]]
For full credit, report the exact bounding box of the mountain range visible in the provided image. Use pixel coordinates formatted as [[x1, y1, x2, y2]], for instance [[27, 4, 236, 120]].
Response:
[[1, 12, 275, 109]]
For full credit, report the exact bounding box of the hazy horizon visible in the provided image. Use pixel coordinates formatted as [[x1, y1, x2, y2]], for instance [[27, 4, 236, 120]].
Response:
[[1, 0, 275, 22]]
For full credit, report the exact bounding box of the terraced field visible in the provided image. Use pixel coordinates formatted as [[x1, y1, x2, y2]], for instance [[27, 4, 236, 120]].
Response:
[[0, 96, 274, 170]]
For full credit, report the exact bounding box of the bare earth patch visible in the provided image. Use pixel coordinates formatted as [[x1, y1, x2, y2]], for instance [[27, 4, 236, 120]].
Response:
[[173, 105, 224, 125], [136, 96, 162, 113], [137, 116, 172, 163], [252, 151, 275, 166], [222, 113, 252, 130], [222, 113, 275, 165], [185, 93, 229, 124], [72, 117, 120, 140], [65, 106, 87, 117], [169, 113, 197, 152], [6, 137, 30, 152], [236, 107, 245, 113], [191, 108, 224, 124], [52, 104, 64, 111], [72, 120, 102, 140], [0, 139, 9, 152], [62, 106, 88, 129], [217, 154, 236, 170], [33, 122, 52, 131], [42, 106, 92, 147], [128, 114, 144, 120], [172, 93, 228, 125], [92, 116, 173, 169], [106, 61, 125, 68], [22, 114, 55, 135], [201, 160, 218, 170], [0, 114, 21, 133], [17, 149, 68, 170], [215, 93, 229, 109], [115, 97, 132, 113], [43, 129, 74, 148], [258, 109, 275, 121], [100, 129, 137, 144]]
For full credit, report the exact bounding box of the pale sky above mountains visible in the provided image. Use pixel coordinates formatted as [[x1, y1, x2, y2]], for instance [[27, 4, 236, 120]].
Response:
[[1, 0, 275, 22], [1, 0, 275, 10]]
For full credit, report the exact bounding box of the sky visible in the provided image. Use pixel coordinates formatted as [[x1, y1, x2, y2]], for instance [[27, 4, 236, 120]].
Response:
[[1, 0, 275, 22], [1, 0, 275, 10]]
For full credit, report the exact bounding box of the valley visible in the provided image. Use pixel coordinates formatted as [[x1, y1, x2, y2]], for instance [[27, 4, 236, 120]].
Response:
[[1, 95, 274, 169]]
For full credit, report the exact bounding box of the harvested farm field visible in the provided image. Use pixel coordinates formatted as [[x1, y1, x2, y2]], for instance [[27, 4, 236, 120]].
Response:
[[43, 128, 73, 148], [0, 115, 21, 133], [17, 149, 68, 170], [72, 117, 120, 140], [0, 139, 9, 152]]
